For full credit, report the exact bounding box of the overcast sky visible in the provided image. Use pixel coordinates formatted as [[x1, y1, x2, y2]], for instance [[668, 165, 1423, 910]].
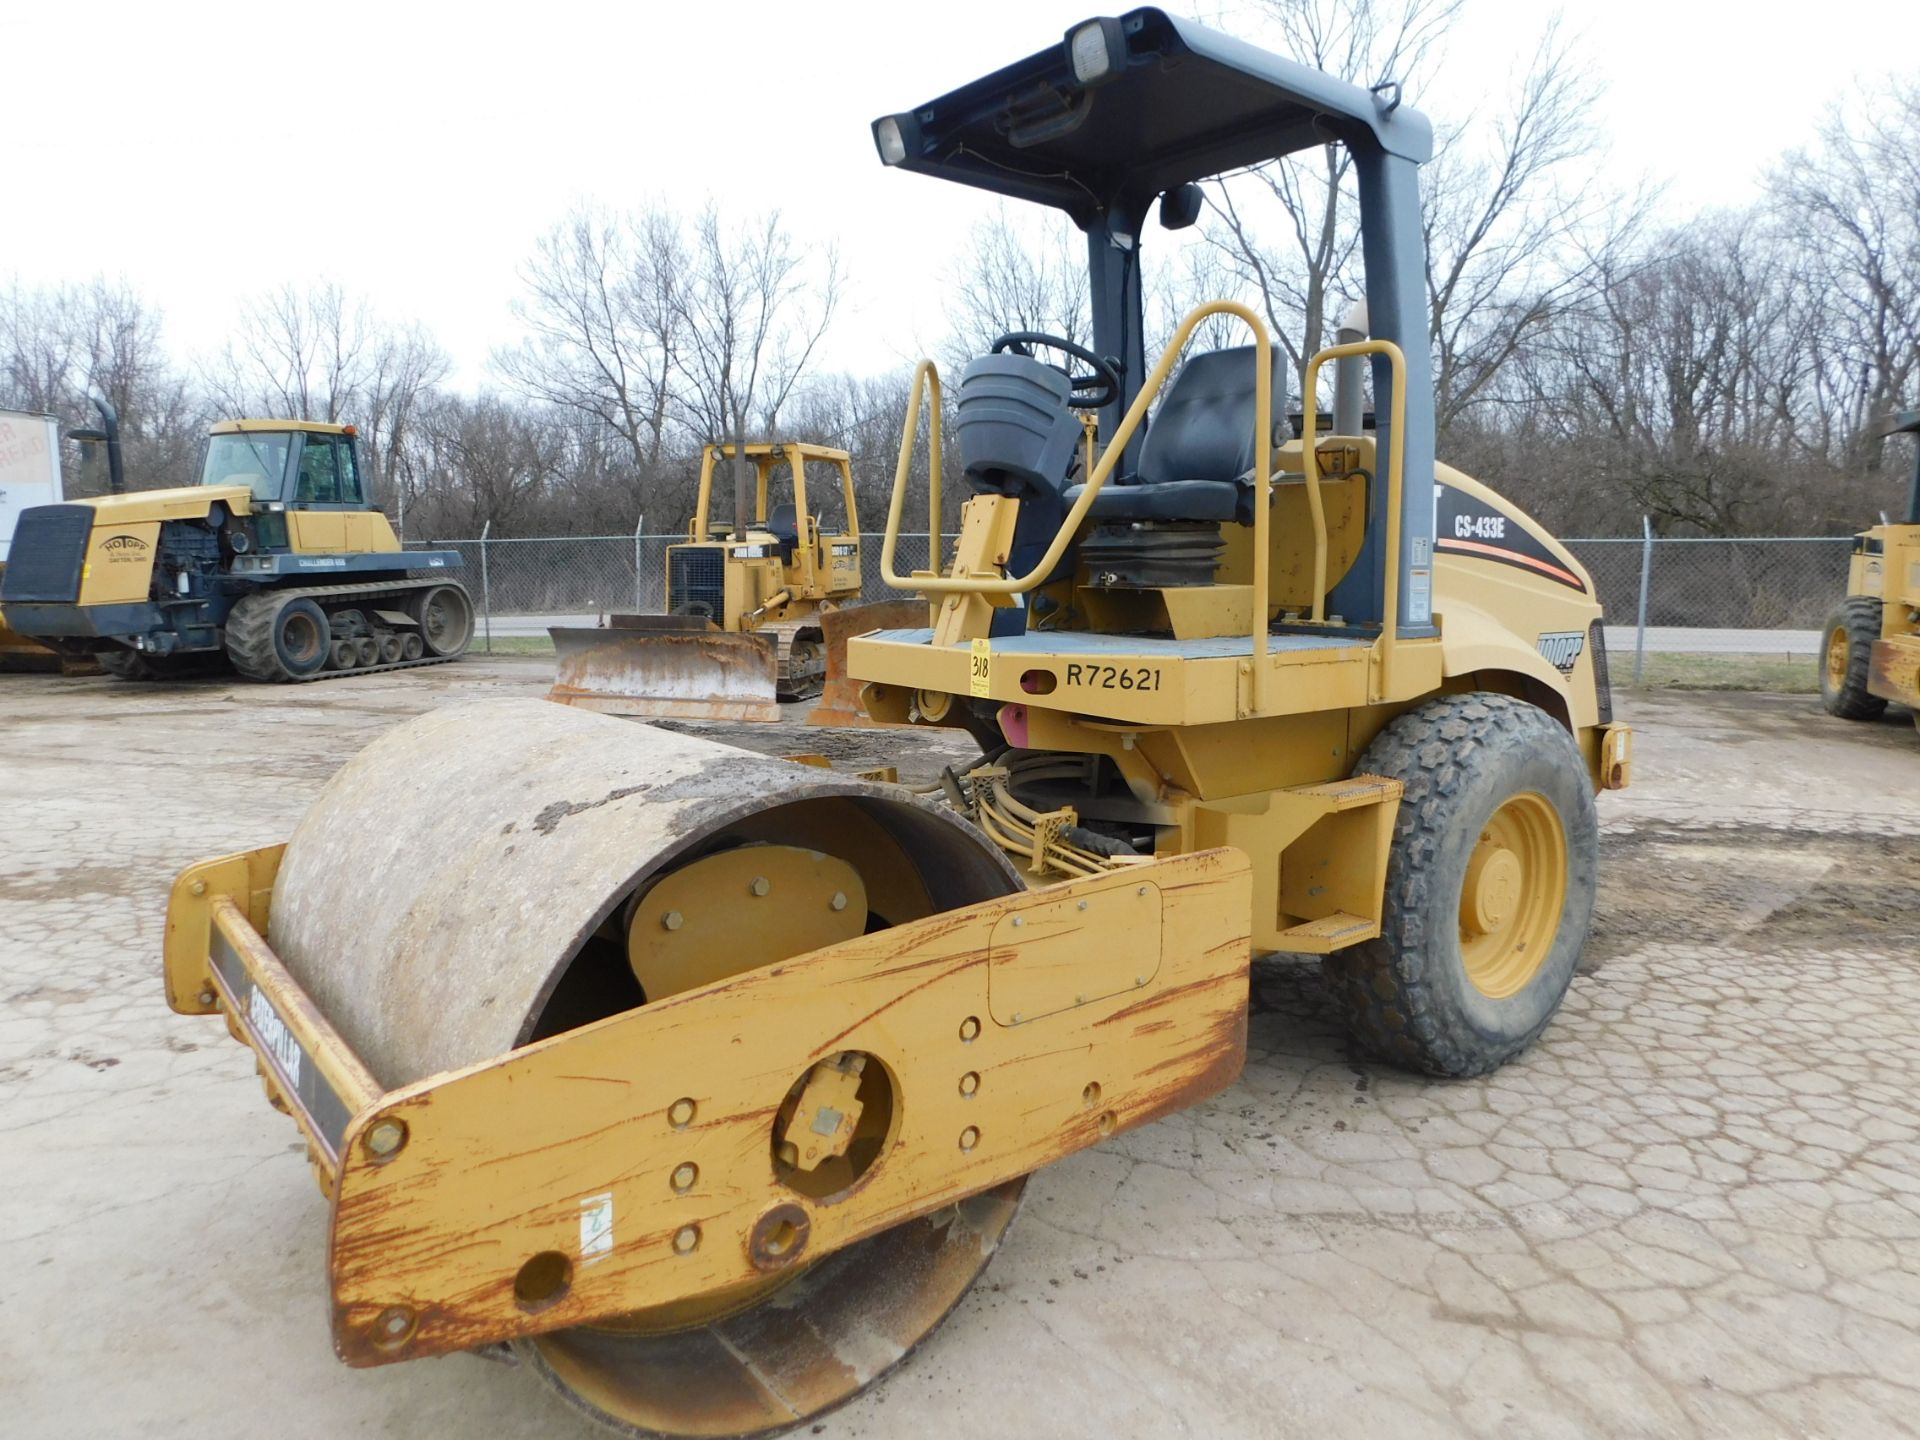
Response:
[[5, 0, 1906, 390]]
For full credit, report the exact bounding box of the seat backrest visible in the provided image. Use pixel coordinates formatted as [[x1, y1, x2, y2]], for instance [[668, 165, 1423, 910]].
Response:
[[1138, 345, 1285, 486], [767, 502, 799, 543], [953, 352, 1084, 498]]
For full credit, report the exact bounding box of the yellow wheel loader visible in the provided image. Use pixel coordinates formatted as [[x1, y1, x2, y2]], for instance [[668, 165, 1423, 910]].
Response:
[[162, 12, 1629, 1438], [1821, 412, 1920, 735], [0, 418, 472, 682], [548, 441, 923, 720]]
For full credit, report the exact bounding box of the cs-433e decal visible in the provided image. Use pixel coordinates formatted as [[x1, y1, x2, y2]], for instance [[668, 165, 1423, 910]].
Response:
[[1436, 483, 1588, 593]]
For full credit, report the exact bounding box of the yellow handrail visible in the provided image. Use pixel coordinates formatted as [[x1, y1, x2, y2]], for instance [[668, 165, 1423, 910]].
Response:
[[1298, 340, 1407, 648], [883, 303, 1273, 604], [879, 360, 943, 587]]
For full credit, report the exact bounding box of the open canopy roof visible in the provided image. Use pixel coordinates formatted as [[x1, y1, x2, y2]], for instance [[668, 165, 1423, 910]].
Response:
[[873, 7, 1432, 227]]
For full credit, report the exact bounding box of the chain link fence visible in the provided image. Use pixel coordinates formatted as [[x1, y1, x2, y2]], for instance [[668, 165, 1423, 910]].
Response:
[[407, 530, 1856, 656], [1562, 536, 1853, 630], [403, 533, 951, 645]]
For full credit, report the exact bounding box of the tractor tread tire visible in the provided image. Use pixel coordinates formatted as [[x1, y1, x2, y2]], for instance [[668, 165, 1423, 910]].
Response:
[[1820, 597, 1887, 720], [1321, 692, 1598, 1079], [223, 579, 472, 685], [224, 592, 291, 681]]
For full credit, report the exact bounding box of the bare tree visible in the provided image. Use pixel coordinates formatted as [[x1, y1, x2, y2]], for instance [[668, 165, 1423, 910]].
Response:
[[1204, 0, 1460, 389], [1768, 80, 1920, 471], [943, 209, 1091, 367], [1421, 19, 1623, 430], [670, 204, 839, 532], [670, 205, 840, 439], [495, 206, 685, 480], [205, 282, 448, 513], [0, 277, 206, 492]]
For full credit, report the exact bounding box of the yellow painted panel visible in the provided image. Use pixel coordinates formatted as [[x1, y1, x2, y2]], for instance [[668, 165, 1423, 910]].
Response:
[[986, 876, 1163, 1023], [288, 511, 348, 553], [340, 511, 401, 553], [299, 848, 1249, 1362], [77, 520, 159, 604], [81, 486, 252, 525]]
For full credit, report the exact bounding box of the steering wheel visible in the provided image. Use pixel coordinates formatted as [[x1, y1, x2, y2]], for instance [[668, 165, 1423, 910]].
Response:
[[990, 331, 1121, 409]]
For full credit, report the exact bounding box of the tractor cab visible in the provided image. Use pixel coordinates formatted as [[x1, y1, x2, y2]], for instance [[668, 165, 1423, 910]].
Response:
[[869, 6, 1439, 673], [200, 420, 369, 510]]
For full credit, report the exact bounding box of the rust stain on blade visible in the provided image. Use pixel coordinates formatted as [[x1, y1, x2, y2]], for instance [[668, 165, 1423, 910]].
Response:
[[546, 628, 781, 722], [809, 600, 928, 729]]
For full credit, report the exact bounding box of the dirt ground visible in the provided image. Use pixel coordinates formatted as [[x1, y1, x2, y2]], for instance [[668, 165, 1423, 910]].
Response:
[[3, 658, 1918, 1439]]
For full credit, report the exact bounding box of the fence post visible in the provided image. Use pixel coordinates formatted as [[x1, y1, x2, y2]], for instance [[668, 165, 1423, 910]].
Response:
[[479, 519, 492, 655], [1633, 514, 1651, 684], [633, 514, 645, 614]]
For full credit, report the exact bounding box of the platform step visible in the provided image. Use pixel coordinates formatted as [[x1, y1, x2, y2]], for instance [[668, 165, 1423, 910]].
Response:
[[1273, 910, 1380, 954], [1286, 774, 1401, 812]]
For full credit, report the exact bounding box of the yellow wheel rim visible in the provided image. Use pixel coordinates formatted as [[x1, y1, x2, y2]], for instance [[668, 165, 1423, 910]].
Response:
[[1459, 792, 1568, 999], [1825, 626, 1850, 689]]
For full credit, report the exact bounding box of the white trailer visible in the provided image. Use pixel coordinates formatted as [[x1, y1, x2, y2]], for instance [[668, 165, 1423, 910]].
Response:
[[0, 407, 64, 562], [1, 407, 73, 667]]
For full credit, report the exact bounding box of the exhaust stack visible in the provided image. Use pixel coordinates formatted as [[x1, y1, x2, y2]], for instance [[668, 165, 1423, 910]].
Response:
[[1332, 299, 1368, 437]]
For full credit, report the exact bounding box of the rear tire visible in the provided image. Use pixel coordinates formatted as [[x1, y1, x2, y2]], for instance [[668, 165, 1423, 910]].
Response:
[[1322, 693, 1598, 1078], [1820, 598, 1886, 720], [414, 584, 474, 658], [226, 594, 330, 682]]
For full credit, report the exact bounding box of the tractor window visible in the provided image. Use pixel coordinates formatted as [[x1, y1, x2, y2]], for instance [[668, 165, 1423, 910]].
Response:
[[200, 433, 294, 501], [295, 437, 342, 504], [336, 439, 364, 504]]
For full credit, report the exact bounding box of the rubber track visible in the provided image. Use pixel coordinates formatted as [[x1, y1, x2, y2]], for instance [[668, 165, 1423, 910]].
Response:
[[1822, 596, 1887, 720], [229, 579, 469, 685]]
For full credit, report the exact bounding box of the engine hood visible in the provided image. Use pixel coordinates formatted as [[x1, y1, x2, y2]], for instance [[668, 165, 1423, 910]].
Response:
[[76, 486, 255, 524]]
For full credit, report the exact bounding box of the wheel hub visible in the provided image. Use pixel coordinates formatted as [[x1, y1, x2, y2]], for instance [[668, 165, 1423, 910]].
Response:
[[1462, 843, 1522, 937], [1826, 626, 1849, 686], [1457, 792, 1569, 1000]]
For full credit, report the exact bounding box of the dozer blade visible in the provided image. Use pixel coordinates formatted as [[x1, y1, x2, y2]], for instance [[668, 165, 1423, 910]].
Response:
[[809, 598, 929, 727], [547, 618, 780, 721], [162, 699, 1252, 1440]]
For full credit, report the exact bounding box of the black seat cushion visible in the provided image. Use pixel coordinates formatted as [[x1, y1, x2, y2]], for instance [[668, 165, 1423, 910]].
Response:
[[767, 502, 800, 561], [1064, 344, 1283, 525], [1138, 344, 1283, 486]]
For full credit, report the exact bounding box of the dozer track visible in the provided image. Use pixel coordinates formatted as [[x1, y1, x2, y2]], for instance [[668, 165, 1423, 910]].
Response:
[[766, 619, 826, 701], [226, 578, 471, 684]]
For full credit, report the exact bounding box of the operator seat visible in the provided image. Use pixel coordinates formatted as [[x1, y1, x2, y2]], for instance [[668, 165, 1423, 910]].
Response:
[[767, 502, 801, 563], [1065, 345, 1285, 523]]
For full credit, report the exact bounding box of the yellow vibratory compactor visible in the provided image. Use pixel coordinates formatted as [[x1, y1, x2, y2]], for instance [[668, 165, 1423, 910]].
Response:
[[163, 12, 1628, 1438]]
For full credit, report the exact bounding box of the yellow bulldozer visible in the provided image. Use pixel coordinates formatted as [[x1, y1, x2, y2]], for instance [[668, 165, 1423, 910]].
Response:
[[547, 439, 921, 720], [0, 418, 473, 681], [1821, 411, 1920, 735], [162, 12, 1630, 1438]]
